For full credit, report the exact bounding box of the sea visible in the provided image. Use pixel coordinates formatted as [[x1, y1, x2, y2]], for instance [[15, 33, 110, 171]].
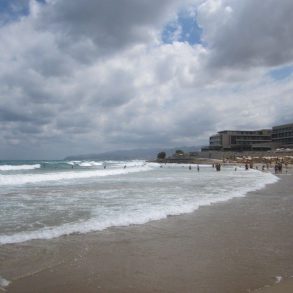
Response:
[[0, 160, 278, 245]]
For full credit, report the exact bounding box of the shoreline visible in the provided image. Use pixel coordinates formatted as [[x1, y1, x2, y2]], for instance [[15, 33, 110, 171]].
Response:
[[252, 277, 293, 292], [1, 172, 293, 292], [0, 165, 274, 246]]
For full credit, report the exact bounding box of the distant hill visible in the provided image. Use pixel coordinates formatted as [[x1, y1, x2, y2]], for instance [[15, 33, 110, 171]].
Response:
[[64, 146, 201, 161]]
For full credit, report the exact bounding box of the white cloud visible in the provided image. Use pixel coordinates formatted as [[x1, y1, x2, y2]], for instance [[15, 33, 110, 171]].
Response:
[[0, 0, 293, 159], [198, 0, 293, 68]]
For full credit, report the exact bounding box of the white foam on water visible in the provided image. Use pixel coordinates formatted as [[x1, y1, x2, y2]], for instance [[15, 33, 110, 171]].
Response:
[[0, 276, 10, 290], [0, 169, 278, 245], [78, 161, 103, 167], [153, 163, 212, 168], [145, 162, 161, 167], [0, 201, 221, 244], [275, 276, 283, 284], [0, 165, 152, 186], [108, 160, 147, 168], [67, 161, 81, 165], [0, 164, 41, 171]]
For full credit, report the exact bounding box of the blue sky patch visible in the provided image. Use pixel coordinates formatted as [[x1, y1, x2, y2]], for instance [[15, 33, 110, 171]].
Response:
[[268, 65, 293, 80], [162, 10, 202, 45], [0, 0, 29, 22], [0, 0, 46, 25]]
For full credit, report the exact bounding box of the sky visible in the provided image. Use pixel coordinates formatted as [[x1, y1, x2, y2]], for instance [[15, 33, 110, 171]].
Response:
[[0, 0, 293, 159]]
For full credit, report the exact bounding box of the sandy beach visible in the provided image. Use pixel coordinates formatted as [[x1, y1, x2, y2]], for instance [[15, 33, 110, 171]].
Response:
[[1, 171, 293, 293]]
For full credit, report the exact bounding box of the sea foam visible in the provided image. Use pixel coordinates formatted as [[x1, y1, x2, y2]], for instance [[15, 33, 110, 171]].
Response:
[[0, 276, 10, 289], [0, 164, 41, 171], [78, 161, 103, 167], [0, 168, 278, 245], [0, 165, 152, 186]]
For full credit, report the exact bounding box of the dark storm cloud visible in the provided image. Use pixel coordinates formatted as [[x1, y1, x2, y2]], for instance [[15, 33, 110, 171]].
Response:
[[0, 108, 31, 122], [38, 0, 183, 57], [199, 0, 293, 69], [15, 123, 43, 134]]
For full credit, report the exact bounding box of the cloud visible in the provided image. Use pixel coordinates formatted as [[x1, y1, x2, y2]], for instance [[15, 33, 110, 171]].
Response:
[[0, 0, 293, 159], [35, 0, 189, 58], [198, 0, 293, 69]]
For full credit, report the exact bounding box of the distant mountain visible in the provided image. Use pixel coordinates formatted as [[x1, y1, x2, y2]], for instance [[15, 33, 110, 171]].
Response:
[[64, 146, 201, 161]]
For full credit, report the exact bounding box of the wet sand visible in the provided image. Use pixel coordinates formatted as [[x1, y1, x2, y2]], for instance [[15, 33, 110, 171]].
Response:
[[1, 172, 293, 293], [253, 277, 293, 292]]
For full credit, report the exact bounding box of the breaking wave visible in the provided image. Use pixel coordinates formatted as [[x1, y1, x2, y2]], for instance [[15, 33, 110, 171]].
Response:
[[0, 165, 152, 186], [0, 168, 278, 244], [0, 164, 41, 171]]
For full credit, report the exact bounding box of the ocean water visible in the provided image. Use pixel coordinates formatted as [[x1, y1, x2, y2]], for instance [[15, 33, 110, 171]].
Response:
[[0, 160, 278, 245]]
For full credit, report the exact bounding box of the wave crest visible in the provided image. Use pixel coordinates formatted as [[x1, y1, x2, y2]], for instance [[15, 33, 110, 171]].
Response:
[[0, 166, 151, 186], [0, 164, 41, 171]]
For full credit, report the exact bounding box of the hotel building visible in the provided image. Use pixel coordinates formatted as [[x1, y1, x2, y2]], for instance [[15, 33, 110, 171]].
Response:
[[205, 129, 272, 151], [272, 123, 293, 147], [203, 123, 293, 152]]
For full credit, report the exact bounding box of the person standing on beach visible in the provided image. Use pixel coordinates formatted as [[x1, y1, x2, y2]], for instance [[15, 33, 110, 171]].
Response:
[[274, 164, 278, 174], [197, 165, 200, 172]]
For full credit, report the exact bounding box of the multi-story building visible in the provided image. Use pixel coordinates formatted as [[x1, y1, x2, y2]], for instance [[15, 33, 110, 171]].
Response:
[[272, 123, 293, 147], [202, 123, 293, 152], [203, 129, 272, 151]]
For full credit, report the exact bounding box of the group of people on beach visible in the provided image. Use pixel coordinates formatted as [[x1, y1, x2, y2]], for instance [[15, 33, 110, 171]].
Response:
[[243, 161, 287, 174], [245, 163, 251, 170], [274, 162, 283, 174], [212, 163, 221, 171], [188, 165, 200, 172], [161, 161, 289, 174]]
